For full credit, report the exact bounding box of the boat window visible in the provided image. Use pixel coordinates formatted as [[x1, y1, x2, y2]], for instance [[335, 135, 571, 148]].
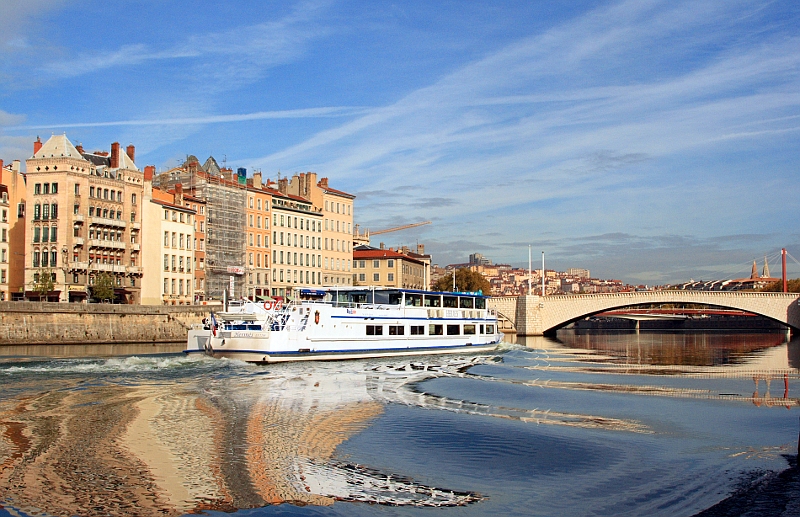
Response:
[[446, 324, 460, 335], [475, 298, 486, 309], [388, 292, 402, 305], [486, 324, 495, 334], [410, 325, 424, 335], [350, 292, 368, 304], [459, 297, 474, 309], [423, 295, 441, 307], [389, 325, 404, 335], [429, 324, 443, 335], [366, 325, 383, 335], [443, 296, 458, 308], [463, 324, 476, 335], [372, 291, 390, 304], [479, 324, 485, 334], [405, 294, 422, 306]]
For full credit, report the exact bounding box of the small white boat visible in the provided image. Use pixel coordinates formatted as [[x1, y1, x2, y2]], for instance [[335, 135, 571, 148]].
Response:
[[185, 287, 502, 363]]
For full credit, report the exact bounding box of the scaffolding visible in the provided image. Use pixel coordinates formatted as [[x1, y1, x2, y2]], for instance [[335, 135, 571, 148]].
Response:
[[153, 157, 247, 300]]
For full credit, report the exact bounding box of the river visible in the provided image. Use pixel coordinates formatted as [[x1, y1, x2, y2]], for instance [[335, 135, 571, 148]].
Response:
[[0, 330, 798, 516]]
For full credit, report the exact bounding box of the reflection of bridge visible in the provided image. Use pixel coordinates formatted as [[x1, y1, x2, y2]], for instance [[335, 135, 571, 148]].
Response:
[[489, 291, 800, 336]]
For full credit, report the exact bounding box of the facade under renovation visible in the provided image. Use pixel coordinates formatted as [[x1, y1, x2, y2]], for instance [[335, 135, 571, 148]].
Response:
[[153, 157, 247, 301]]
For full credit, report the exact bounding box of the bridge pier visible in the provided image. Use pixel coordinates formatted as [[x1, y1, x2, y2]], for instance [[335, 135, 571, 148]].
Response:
[[515, 295, 544, 336]]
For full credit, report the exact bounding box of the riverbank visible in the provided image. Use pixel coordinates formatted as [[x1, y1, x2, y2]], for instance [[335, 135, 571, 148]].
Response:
[[0, 302, 207, 345]]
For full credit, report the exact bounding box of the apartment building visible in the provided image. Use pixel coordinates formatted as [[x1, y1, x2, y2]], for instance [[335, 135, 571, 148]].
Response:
[[0, 183, 8, 300], [153, 158, 247, 300], [140, 174, 195, 305], [353, 246, 426, 289], [0, 159, 26, 299], [282, 172, 354, 287], [268, 187, 322, 298], [183, 193, 207, 302], [245, 173, 272, 300], [24, 135, 144, 303]]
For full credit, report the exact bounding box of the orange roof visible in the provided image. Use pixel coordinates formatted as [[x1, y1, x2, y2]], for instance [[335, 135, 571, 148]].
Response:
[[354, 248, 425, 265]]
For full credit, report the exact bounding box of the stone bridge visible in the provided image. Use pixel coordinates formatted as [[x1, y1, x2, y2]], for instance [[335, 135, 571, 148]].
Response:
[[489, 291, 800, 336]]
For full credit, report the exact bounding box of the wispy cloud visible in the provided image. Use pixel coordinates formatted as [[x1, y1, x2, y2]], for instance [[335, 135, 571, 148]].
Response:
[[8, 107, 364, 130]]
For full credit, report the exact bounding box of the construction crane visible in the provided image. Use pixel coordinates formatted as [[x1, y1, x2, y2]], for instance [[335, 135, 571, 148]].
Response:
[[353, 221, 431, 246], [371, 221, 431, 235]]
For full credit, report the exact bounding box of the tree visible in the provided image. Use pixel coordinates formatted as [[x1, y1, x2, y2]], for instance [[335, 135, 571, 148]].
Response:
[[761, 279, 800, 293], [91, 273, 116, 302], [32, 269, 55, 301], [432, 269, 492, 294]]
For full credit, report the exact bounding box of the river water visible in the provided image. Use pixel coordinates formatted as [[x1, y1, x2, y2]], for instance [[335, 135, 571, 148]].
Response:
[[1, 330, 798, 517]]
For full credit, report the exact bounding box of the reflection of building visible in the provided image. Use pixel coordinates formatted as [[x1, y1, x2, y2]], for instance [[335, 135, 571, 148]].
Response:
[[0, 367, 481, 516]]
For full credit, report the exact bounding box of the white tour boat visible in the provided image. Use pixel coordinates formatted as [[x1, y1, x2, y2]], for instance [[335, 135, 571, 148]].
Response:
[[185, 287, 502, 363]]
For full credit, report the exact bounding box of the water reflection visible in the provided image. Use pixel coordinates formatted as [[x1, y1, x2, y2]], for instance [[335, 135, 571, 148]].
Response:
[[516, 330, 796, 368], [505, 331, 800, 409], [0, 358, 484, 516]]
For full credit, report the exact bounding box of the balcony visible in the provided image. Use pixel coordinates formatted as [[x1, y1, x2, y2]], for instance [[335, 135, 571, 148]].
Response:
[[88, 216, 126, 228], [131, 243, 140, 251], [130, 222, 141, 229], [93, 263, 127, 273], [74, 214, 85, 223], [88, 239, 126, 250], [73, 237, 84, 246], [126, 266, 143, 275]]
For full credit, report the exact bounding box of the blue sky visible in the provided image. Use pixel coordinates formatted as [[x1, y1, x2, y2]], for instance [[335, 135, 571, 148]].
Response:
[[2, 0, 799, 284]]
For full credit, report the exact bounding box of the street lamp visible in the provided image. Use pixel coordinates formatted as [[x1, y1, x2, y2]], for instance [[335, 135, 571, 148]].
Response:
[[61, 247, 68, 303]]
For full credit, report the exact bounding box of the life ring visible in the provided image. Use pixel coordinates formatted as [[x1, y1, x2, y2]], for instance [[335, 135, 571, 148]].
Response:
[[314, 310, 320, 324], [263, 301, 273, 311]]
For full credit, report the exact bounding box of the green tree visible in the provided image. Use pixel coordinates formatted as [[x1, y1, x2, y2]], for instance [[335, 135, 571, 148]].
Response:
[[761, 278, 800, 293], [91, 273, 116, 302], [432, 269, 492, 294], [32, 269, 55, 300]]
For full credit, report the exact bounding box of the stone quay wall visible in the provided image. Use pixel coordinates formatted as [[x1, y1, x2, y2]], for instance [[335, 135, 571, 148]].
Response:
[[0, 302, 210, 345]]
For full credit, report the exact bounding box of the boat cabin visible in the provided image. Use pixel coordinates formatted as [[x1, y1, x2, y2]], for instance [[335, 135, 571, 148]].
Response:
[[298, 288, 488, 310]]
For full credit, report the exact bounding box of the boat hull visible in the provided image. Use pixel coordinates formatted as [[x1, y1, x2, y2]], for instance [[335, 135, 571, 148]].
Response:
[[185, 339, 499, 364]]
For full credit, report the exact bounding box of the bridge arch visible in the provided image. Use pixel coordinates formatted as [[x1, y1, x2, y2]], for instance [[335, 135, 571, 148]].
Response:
[[491, 292, 800, 336]]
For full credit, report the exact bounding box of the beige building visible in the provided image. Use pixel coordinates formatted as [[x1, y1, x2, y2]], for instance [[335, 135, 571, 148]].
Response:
[[352, 246, 426, 289], [140, 176, 195, 305], [268, 186, 322, 298], [24, 135, 144, 303], [282, 173, 354, 287]]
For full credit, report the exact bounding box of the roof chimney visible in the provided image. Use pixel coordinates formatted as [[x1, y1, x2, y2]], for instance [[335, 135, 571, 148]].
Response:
[[319, 177, 329, 189], [144, 165, 155, 181], [75, 143, 84, 155], [126, 144, 135, 163], [110, 142, 120, 168], [33, 136, 42, 155]]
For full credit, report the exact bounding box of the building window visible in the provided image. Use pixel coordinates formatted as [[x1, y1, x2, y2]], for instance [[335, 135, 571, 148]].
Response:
[[33, 227, 40, 243], [51, 183, 58, 194], [373, 273, 380, 282], [388, 273, 394, 282], [34, 183, 41, 195]]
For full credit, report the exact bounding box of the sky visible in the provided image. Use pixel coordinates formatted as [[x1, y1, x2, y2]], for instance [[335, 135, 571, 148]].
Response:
[[1, 0, 799, 285]]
